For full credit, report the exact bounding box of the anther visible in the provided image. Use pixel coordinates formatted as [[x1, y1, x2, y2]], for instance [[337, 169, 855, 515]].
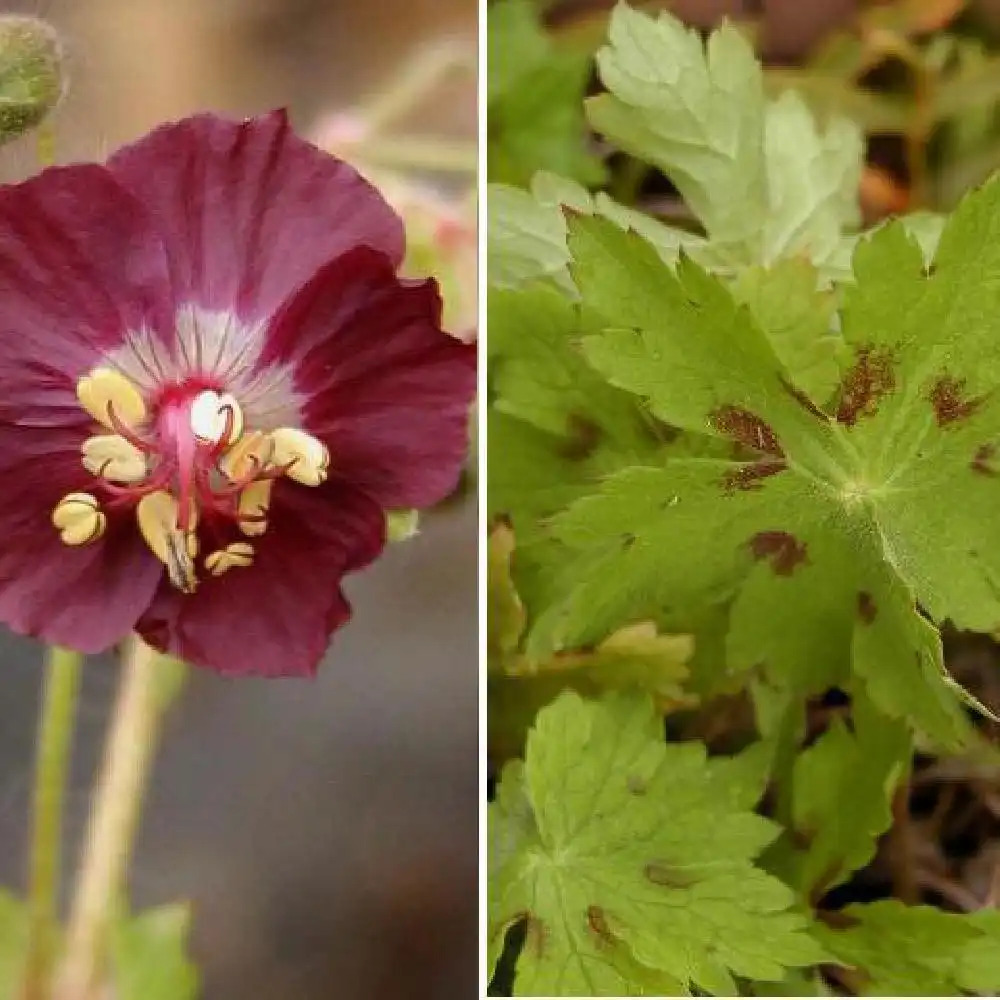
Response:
[[205, 541, 254, 576], [52, 492, 106, 546], [269, 427, 329, 487], [81, 434, 147, 484], [219, 430, 274, 482], [237, 479, 273, 537], [190, 390, 243, 446], [76, 369, 147, 432], [136, 491, 198, 593]]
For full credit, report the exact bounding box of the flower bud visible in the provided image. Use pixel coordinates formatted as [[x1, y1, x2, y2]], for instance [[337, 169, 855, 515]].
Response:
[[0, 16, 65, 144]]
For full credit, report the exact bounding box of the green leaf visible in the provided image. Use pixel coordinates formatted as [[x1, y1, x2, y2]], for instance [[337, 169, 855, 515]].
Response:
[[957, 908, 1000, 994], [488, 282, 652, 452], [0, 890, 27, 998], [790, 694, 911, 897], [488, 522, 527, 664], [488, 691, 824, 996], [487, 0, 604, 187], [816, 901, 1000, 995], [587, 5, 861, 269], [531, 205, 1000, 745], [487, 183, 574, 293], [733, 258, 844, 405], [487, 174, 717, 293], [487, 410, 591, 533], [113, 904, 199, 1000]]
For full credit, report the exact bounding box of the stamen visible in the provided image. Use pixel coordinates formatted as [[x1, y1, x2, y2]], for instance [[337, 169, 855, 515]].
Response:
[[190, 390, 244, 446], [219, 430, 274, 482], [52, 492, 106, 546], [81, 434, 147, 484], [76, 369, 147, 432], [204, 541, 255, 576], [237, 479, 273, 537], [136, 491, 198, 593], [270, 427, 330, 487]]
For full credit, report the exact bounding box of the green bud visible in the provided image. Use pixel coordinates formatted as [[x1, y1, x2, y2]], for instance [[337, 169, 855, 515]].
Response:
[[0, 16, 64, 145]]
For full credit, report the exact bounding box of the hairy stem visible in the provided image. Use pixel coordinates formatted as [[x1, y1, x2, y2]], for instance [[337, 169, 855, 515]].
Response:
[[357, 135, 477, 175], [53, 636, 177, 1000], [20, 647, 83, 1000]]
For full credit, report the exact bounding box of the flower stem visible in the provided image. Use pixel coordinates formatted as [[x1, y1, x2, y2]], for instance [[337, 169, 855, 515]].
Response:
[[355, 135, 477, 175], [20, 647, 83, 1000], [361, 39, 473, 135], [53, 636, 178, 1000]]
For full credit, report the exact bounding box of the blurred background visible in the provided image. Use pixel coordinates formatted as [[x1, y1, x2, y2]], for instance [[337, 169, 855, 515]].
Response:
[[0, 1, 476, 999]]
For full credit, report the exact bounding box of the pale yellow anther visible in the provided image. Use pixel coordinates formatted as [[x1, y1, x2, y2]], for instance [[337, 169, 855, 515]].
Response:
[[81, 434, 147, 484], [269, 427, 329, 487], [190, 390, 244, 445], [76, 368, 146, 431], [237, 479, 273, 537], [219, 430, 274, 482], [204, 541, 255, 576], [136, 491, 198, 593], [52, 492, 106, 546]]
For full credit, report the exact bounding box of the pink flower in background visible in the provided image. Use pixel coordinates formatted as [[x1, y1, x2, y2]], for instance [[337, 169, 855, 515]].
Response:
[[0, 110, 475, 675]]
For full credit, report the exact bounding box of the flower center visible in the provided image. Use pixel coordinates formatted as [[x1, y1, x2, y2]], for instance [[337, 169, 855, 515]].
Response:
[[52, 368, 329, 592]]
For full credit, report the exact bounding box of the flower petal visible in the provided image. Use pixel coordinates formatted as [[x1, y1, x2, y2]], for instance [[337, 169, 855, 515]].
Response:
[[260, 248, 476, 509], [0, 164, 173, 416], [0, 425, 162, 652], [135, 477, 385, 676], [107, 110, 404, 323]]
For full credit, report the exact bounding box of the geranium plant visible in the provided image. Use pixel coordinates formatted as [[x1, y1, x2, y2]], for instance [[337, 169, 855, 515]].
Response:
[[488, 1, 1000, 995], [0, 15, 476, 1000]]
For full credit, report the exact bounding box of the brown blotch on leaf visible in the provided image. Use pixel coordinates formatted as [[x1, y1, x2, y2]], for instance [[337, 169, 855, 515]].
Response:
[[972, 443, 998, 476], [644, 862, 697, 888], [709, 405, 783, 456], [749, 531, 808, 576], [836, 346, 896, 426], [525, 915, 547, 958], [857, 591, 877, 624], [779, 375, 827, 421], [928, 374, 981, 427], [621, 532, 636, 550], [721, 460, 787, 493], [586, 905, 615, 946], [626, 774, 647, 795]]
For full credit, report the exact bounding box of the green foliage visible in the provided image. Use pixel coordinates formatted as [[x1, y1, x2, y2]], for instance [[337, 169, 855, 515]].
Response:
[[112, 904, 199, 1000], [487, 1, 1000, 995], [489, 692, 824, 996], [488, 0, 604, 187], [788, 693, 911, 898], [523, 200, 1000, 747], [587, 4, 861, 274], [814, 901, 1000, 995]]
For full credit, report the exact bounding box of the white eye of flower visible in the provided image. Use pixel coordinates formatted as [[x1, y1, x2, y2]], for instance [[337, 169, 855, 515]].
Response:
[[190, 390, 243, 445]]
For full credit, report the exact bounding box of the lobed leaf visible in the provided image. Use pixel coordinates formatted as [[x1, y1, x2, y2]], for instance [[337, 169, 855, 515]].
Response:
[[489, 691, 825, 996]]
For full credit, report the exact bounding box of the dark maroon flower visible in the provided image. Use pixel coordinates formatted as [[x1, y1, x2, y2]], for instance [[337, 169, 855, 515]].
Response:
[[0, 110, 475, 676]]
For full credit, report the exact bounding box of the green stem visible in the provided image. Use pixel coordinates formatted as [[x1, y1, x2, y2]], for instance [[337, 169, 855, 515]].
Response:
[[53, 636, 177, 1000], [355, 135, 477, 175], [361, 40, 474, 135], [20, 647, 83, 1000]]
